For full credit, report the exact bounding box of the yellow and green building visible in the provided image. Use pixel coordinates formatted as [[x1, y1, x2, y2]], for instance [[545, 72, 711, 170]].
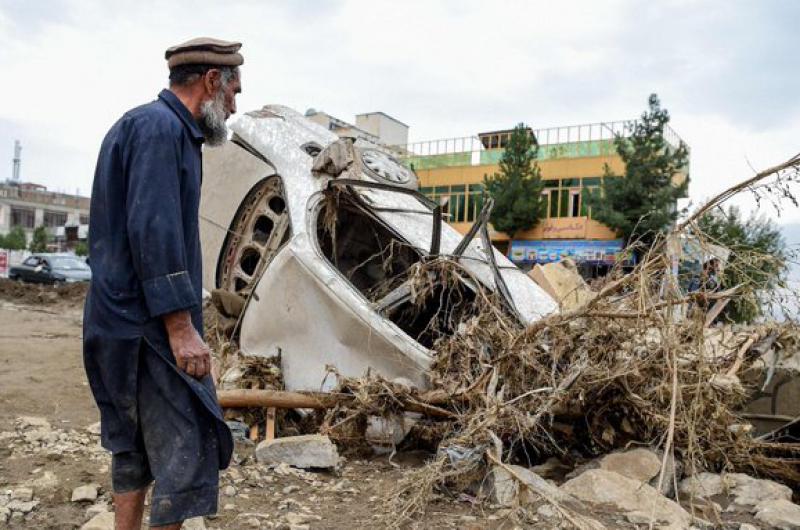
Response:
[[397, 121, 688, 270]]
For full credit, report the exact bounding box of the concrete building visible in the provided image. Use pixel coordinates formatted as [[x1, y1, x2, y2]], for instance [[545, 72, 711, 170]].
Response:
[[397, 120, 689, 273], [305, 109, 408, 147], [0, 181, 90, 246]]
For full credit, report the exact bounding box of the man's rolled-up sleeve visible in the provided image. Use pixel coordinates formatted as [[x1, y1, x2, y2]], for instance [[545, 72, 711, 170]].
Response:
[[125, 127, 197, 317]]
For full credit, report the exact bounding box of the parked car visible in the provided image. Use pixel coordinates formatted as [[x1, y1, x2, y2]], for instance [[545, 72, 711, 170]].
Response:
[[200, 105, 556, 392], [8, 253, 91, 284]]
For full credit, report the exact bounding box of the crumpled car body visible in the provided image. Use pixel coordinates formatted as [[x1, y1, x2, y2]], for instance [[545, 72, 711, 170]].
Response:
[[200, 105, 556, 392]]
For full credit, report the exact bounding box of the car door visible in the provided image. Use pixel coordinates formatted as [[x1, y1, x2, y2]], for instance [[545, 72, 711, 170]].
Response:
[[37, 258, 53, 284], [18, 256, 39, 282]]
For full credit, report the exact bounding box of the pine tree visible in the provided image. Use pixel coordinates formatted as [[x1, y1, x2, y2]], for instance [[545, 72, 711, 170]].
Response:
[[584, 94, 689, 249], [29, 226, 48, 253], [483, 123, 547, 238]]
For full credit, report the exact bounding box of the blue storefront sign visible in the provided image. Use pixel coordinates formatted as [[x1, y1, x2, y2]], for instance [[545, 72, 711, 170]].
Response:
[[509, 239, 631, 265]]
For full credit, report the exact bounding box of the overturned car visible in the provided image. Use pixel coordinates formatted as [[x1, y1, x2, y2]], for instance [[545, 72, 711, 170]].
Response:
[[200, 106, 556, 392]]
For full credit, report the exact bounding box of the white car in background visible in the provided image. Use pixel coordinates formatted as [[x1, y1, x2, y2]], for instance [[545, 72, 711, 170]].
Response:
[[199, 105, 556, 392]]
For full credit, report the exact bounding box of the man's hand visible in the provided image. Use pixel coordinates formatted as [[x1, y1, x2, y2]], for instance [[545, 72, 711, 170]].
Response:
[[163, 310, 211, 379]]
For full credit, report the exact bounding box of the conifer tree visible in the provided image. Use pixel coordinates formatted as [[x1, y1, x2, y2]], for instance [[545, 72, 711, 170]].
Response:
[[584, 94, 689, 249], [484, 123, 547, 238]]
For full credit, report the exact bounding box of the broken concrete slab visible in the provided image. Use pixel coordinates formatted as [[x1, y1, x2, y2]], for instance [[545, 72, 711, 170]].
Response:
[[561, 469, 692, 530], [255, 434, 340, 469], [10, 487, 33, 502], [754, 499, 800, 529], [528, 259, 594, 311], [80, 511, 115, 530]]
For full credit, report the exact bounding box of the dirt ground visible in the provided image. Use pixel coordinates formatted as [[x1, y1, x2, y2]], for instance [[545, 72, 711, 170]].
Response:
[[3, 284, 613, 530]]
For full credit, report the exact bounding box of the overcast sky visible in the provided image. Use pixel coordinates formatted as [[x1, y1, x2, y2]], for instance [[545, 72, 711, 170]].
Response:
[[1, 0, 799, 222]]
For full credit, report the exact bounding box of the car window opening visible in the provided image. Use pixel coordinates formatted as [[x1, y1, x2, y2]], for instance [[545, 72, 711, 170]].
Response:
[[316, 193, 479, 349]]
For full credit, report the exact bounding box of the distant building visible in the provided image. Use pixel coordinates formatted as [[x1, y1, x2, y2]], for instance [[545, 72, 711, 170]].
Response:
[[0, 181, 90, 248], [397, 120, 689, 274], [304, 109, 408, 147]]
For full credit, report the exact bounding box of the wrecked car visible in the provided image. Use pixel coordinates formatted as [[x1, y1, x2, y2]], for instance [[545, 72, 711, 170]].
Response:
[[200, 105, 556, 392]]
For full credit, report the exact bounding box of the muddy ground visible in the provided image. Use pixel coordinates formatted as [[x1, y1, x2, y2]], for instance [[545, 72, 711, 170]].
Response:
[[0, 280, 737, 529], [0, 281, 600, 530]]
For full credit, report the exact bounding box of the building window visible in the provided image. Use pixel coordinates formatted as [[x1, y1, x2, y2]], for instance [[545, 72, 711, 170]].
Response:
[[419, 183, 486, 223], [11, 207, 35, 228], [79, 214, 89, 225], [44, 210, 68, 227]]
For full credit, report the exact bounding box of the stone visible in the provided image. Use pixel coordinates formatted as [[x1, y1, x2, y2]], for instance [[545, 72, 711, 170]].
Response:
[[72, 484, 100, 502], [283, 485, 300, 494], [18, 416, 50, 429], [85, 504, 109, 518], [183, 516, 207, 529], [528, 260, 595, 311], [86, 422, 102, 435], [222, 485, 237, 497], [562, 469, 692, 530], [536, 504, 558, 519], [256, 435, 340, 469], [28, 470, 59, 490], [599, 448, 662, 484], [727, 473, 792, 511], [80, 511, 115, 530], [483, 466, 519, 506], [754, 499, 800, 529], [738, 524, 759, 530], [679, 472, 728, 498], [11, 487, 34, 502], [6, 499, 38, 514], [286, 512, 321, 525], [0, 506, 9, 524]]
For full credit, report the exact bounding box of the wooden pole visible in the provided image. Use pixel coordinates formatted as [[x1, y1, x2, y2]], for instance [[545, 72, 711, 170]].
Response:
[[217, 389, 456, 419]]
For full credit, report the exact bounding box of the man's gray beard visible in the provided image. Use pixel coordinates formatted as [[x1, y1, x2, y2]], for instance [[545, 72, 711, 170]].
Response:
[[199, 90, 228, 146]]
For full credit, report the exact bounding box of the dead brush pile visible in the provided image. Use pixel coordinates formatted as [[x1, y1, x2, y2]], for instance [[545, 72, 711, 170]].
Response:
[[321, 154, 800, 522]]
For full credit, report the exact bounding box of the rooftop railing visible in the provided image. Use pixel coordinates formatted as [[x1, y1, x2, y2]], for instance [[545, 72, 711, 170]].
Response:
[[392, 120, 686, 170]]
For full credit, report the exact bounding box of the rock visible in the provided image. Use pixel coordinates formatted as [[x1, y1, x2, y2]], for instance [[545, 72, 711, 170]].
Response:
[[222, 485, 236, 497], [11, 487, 34, 502], [507, 464, 571, 504], [183, 516, 207, 529], [18, 416, 50, 429], [483, 466, 519, 506], [599, 448, 662, 483], [536, 504, 558, 519], [738, 524, 759, 530], [72, 484, 100, 502], [283, 485, 300, 494], [6, 499, 38, 514], [85, 504, 109, 518], [562, 469, 692, 530], [255, 435, 340, 469], [0, 506, 9, 524], [28, 470, 59, 490], [80, 511, 115, 530], [727, 474, 792, 511], [754, 499, 800, 529], [86, 422, 102, 435], [679, 472, 727, 498], [286, 512, 321, 525]]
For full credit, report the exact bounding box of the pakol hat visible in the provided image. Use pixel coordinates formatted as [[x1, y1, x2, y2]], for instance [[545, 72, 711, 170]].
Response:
[[165, 37, 244, 69]]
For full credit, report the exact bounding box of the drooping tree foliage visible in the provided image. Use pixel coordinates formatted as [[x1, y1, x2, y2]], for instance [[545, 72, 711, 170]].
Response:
[[484, 123, 547, 238], [584, 94, 689, 249], [697, 206, 787, 323]]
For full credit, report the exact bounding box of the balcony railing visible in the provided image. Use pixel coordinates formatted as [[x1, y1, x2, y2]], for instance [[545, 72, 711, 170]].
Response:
[[393, 120, 686, 170]]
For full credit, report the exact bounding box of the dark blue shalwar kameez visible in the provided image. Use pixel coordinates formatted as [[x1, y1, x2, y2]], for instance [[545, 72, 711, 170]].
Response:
[[84, 89, 232, 526]]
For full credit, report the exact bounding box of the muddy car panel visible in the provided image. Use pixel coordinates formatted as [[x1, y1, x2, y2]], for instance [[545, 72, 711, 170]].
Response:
[[200, 105, 556, 392]]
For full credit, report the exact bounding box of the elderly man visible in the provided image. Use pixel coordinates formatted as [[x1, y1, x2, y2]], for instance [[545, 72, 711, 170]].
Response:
[[84, 38, 242, 529]]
